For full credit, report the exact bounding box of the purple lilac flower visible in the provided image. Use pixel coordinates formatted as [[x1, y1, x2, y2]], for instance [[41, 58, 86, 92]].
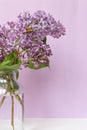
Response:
[[16, 11, 65, 48], [32, 10, 65, 38], [0, 10, 65, 68]]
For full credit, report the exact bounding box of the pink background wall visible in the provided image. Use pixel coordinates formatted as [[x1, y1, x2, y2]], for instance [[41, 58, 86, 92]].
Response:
[[0, 0, 87, 118]]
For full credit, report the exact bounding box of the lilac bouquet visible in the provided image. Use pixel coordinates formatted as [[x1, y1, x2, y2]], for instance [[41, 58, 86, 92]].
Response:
[[0, 10, 65, 130], [0, 10, 65, 71]]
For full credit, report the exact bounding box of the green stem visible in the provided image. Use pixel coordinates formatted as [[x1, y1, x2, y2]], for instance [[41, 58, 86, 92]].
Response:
[[0, 71, 23, 130], [11, 95, 14, 130], [0, 91, 8, 107], [15, 94, 23, 107]]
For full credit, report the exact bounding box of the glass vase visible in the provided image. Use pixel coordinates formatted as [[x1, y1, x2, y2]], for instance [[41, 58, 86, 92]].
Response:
[[0, 71, 24, 130]]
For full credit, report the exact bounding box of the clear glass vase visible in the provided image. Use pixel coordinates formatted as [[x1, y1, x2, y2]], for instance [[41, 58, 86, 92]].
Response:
[[0, 71, 24, 130]]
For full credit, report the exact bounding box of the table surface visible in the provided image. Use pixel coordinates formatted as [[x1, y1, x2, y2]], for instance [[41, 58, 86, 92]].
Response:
[[24, 118, 87, 130]]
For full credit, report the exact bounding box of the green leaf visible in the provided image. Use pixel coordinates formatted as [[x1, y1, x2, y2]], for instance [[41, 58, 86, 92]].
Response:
[[36, 63, 49, 69], [2, 52, 14, 65], [9, 80, 19, 91], [28, 60, 35, 69], [0, 64, 21, 71], [14, 70, 19, 79], [0, 60, 11, 66], [28, 60, 49, 70], [43, 37, 47, 44], [0, 51, 21, 71], [12, 80, 19, 90]]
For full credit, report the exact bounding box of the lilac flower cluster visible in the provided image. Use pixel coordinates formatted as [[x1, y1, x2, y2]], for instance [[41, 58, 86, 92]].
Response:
[[0, 10, 65, 69]]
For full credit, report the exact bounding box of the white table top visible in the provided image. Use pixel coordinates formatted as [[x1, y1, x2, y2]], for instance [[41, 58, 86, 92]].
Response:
[[24, 118, 87, 130]]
